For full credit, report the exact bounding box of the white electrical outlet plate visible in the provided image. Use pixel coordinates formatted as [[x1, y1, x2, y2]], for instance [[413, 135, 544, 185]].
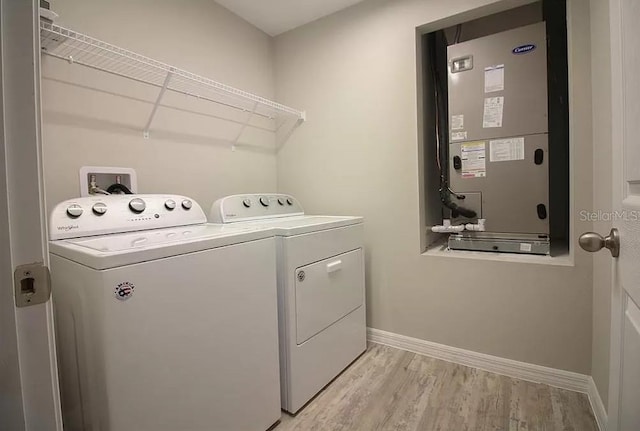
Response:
[[79, 166, 138, 196]]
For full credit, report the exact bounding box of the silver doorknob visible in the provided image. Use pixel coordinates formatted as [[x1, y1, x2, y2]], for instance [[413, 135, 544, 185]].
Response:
[[579, 228, 620, 257]]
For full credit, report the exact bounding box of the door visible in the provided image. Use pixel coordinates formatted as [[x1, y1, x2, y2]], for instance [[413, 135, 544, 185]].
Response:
[[607, 0, 640, 429], [0, 1, 62, 430]]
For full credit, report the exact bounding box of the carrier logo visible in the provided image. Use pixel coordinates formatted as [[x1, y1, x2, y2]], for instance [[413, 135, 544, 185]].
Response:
[[56, 224, 79, 231], [114, 281, 135, 300], [512, 44, 536, 55]]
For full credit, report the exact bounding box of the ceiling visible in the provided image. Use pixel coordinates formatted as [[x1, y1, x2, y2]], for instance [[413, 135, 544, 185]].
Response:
[[214, 0, 367, 36]]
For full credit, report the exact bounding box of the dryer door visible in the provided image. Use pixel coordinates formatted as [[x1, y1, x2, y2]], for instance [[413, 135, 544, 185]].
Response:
[[295, 248, 364, 344]]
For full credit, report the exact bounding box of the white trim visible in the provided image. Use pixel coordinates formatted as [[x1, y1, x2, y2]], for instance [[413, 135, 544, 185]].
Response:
[[0, 1, 26, 428], [368, 327, 605, 429], [587, 376, 608, 431], [606, 0, 625, 428], [368, 328, 589, 391], [1, 1, 62, 429]]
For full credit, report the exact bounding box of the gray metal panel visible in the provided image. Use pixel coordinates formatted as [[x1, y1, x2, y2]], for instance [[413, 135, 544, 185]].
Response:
[[449, 133, 549, 234], [448, 235, 550, 255], [447, 22, 548, 141]]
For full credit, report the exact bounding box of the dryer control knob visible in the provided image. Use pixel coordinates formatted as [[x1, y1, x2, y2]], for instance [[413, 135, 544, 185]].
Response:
[[66, 204, 83, 218], [242, 199, 251, 208], [286, 197, 294, 206], [181, 199, 193, 210], [164, 199, 176, 210], [277, 197, 285, 206], [129, 198, 146, 213], [92, 202, 107, 216], [259, 197, 269, 207]]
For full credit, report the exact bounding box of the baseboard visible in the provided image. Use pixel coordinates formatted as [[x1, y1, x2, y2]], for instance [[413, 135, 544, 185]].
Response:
[[368, 327, 590, 391], [587, 377, 608, 431]]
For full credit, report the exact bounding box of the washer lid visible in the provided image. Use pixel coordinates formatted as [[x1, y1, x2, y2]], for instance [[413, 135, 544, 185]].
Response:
[[49, 224, 275, 270]]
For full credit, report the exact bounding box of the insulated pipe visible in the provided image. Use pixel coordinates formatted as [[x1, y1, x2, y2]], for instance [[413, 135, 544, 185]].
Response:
[[464, 219, 486, 232], [431, 220, 465, 233]]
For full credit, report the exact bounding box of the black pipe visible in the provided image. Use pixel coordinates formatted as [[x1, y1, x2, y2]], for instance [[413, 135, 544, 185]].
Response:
[[106, 183, 133, 194]]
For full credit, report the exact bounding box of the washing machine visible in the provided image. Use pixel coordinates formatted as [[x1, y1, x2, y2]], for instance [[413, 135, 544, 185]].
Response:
[[210, 194, 366, 414], [49, 194, 281, 431]]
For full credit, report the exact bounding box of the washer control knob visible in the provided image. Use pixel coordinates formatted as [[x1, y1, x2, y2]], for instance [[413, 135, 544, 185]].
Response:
[[286, 197, 294, 206], [242, 199, 252, 208], [259, 196, 270, 207], [92, 202, 107, 216], [181, 199, 193, 210], [129, 198, 146, 213], [66, 204, 83, 218], [277, 197, 285, 206], [164, 199, 176, 210]]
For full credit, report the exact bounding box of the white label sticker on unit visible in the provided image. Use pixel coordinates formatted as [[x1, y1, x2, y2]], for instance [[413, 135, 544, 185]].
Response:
[[490, 137, 525, 162], [519, 243, 532, 252], [451, 114, 464, 130], [461, 141, 486, 178], [451, 131, 467, 141], [483, 97, 504, 128], [484, 64, 505, 93]]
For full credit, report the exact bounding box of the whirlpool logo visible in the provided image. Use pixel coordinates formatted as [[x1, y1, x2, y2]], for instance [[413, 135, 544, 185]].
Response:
[[56, 224, 79, 231], [512, 44, 536, 55], [114, 281, 135, 300]]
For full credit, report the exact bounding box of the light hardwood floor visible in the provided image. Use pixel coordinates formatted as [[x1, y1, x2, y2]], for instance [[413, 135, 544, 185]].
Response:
[[276, 343, 598, 431]]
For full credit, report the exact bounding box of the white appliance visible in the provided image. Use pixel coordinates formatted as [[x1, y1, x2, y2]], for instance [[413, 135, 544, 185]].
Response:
[[210, 194, 366, 414], [49, 194, 281, 431]]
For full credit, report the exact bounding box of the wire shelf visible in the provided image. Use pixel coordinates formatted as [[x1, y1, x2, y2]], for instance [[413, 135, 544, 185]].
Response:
[[39, 20, 305, 143]]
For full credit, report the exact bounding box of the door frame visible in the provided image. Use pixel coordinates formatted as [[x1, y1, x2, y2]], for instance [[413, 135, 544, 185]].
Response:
[[607, 0, 623, 423], [607, 0, 631, 428], [0, 4, 25, 429], [0, 0, 62, 429]]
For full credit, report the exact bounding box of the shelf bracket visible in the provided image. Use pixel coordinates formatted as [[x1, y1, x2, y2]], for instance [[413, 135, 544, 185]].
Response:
[[276, 112, 306, 148], [143, 69, 174, 139], [231, 102, 259, 151]]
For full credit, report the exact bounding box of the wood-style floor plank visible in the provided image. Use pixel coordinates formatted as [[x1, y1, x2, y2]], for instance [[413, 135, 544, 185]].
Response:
[[276, 343, 598, 431]]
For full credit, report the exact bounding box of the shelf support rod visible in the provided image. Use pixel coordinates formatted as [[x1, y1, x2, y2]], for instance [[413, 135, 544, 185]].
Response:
[[143, 68, 174, 139], [231, 101, 259, 151]]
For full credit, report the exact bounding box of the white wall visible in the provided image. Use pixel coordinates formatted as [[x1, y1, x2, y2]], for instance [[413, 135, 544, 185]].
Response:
[[42, 0, 277, 214], [275, 0, 595, 373], [589, 0, 612, 408]]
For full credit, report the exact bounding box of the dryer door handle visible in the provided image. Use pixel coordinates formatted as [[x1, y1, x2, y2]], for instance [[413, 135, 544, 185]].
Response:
[[326, 259, 343, 273]]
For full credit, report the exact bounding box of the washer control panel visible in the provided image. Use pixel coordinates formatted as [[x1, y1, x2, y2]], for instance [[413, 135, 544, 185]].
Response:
[[210, 194, 304, 223], [50, 194, 206, 240]]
